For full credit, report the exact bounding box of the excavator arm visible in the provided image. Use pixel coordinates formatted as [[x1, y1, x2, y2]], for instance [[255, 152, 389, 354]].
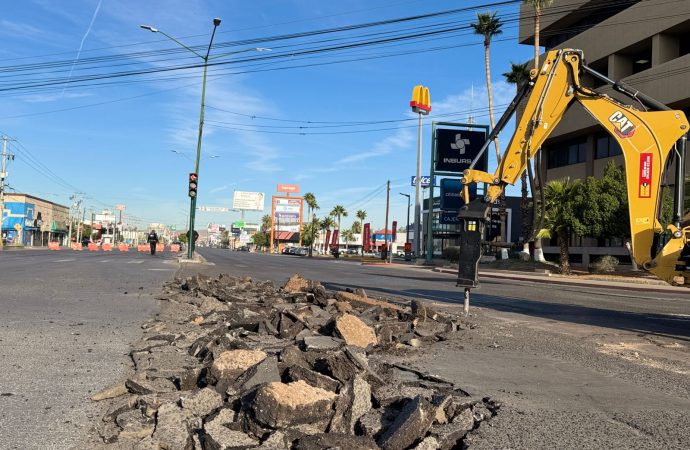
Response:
[[458, 49, 690, 288]]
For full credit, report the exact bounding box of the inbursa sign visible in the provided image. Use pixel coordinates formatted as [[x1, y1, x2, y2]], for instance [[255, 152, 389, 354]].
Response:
[[435, 128, 487, 173]]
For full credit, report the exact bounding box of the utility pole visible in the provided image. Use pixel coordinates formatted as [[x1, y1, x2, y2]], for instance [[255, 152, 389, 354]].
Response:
[[0, 137, 7, 250], [0, 136, 15, 250], [384, 180, 390, 261]]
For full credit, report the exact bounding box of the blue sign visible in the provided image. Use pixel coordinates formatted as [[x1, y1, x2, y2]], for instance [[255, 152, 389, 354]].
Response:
[[410, 176, 433, 187], [440, 178, 476, 210], [435, 128, 488, 173]]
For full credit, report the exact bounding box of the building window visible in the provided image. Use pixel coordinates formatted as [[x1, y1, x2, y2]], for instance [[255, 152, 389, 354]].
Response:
[[547, 140, 586, 169], [595, 135, 622, 159]]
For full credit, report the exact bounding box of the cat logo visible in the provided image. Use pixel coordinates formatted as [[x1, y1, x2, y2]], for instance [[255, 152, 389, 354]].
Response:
[[609, 111, 636, 138]]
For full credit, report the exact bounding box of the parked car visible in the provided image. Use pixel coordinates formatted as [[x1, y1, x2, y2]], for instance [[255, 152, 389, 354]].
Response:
[[237, 246, 249, 252], [294, 247, 309, 256]]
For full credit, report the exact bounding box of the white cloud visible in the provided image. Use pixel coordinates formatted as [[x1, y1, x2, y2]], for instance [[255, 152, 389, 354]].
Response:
[[209, 185, 229, 194]]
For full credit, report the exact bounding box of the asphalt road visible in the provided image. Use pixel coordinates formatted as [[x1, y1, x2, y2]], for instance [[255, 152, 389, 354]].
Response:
[[0, 250, 176, 450], [193, 249, 690, 449]]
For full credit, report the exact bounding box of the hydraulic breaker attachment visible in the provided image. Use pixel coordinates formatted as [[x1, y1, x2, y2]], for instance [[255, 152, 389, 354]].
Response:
[[456, 199, 490, 289]]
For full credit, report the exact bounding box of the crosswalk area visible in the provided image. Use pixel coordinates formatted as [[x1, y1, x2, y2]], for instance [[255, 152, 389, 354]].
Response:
[[42, 251, 178, 271]]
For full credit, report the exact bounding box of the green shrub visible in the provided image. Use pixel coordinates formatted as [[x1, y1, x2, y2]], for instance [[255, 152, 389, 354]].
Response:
[[589, 255, 619, 273]]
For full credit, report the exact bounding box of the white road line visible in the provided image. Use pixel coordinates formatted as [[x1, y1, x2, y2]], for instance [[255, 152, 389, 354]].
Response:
[[53, 258, 75, 262], [100, 259, 111, 263], [148, 268, 174, 271], [127, 260, 145, 264]]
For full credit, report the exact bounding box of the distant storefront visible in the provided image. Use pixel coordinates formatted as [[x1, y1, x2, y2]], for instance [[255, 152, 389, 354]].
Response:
[[1, 194, 69, 246]]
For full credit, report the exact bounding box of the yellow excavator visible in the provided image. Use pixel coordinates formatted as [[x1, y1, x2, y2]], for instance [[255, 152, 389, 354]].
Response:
[[457, 48, 690, 301]]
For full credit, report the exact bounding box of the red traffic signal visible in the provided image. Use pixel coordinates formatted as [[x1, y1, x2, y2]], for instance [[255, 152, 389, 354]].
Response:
[[188, 173, 198, 198]]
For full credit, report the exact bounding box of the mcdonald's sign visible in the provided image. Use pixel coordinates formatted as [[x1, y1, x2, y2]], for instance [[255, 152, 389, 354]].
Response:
[[410, 85, 431, 115]]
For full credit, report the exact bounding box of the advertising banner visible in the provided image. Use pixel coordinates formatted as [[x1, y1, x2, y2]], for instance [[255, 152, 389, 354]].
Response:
[[232, 191, 265, 211], [331, 229, 339, 247], [363, 223, 371, 251], [440, 178, 476, 210], [277, 184, 299, 194], [324, 230, 332, 249], [274, 198, 302, 232], [392, 221, 397, 242], [435, 128, 487, 173]]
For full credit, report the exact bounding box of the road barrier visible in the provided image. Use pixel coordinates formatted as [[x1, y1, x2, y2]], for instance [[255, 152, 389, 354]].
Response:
[[102, 243, 113, 251], [118, 243, 129, 252], [138, 245, 147, 252], [71, 243, 82, 251], [170, 244, 180, 252], [88, 243, 99, 251], [48, 242, 60, 251], [156, 244, 164, 253]]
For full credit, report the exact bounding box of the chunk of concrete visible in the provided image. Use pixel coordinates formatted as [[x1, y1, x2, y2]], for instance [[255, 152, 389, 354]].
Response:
[[249, 380, 337, 429], [238, 356, 281, 391], [283, 274, 310, 293], [211, 349, 267, 383], [429, 409, 474, 450], [151, 403, 193, 450], [377, 396, 435, 450], [333, 314, 377, 349], [181, 387, 223, 417], [286, 365, 340, 393], [302, 335, 343, 351], [334, 291, 402, 312], [91, 382, 129, 401], [204, 410, 259, 450], [116, 409, 154, 440], [125, 376, 177, 395], [294, 433, 378, 450], [329, 374, 371, 434]]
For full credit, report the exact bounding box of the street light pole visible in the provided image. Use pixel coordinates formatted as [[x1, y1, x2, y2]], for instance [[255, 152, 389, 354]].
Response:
[[141, 20, 270, 260]]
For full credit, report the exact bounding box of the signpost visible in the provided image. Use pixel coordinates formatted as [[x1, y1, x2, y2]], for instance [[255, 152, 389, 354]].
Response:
[[426, 122, 489, 263], [277, 184, 299, 194], [270, 190, 304, 253]]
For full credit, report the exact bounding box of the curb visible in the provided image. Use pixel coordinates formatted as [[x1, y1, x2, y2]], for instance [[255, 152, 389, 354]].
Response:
[[431, 268, 690, 294]]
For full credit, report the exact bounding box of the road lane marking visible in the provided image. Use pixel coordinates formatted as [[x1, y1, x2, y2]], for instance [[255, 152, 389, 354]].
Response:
[[127, 260, 145, 264], [148, 268, 174, 271], [53, 259, 75, 262], [100, 259, 111, 263]]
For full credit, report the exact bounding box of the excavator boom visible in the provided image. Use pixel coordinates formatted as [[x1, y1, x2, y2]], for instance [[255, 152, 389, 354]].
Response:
[[458, 49, 689, 288]]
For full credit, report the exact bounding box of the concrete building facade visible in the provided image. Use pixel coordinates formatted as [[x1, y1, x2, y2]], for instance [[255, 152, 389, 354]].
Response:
[[519, 0, 690, 264], [1, 193, 69, 246]]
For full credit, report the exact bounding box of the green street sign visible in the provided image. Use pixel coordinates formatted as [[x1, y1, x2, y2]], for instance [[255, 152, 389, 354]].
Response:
[[233, 220, 245, 228], [168, 225, 177, 231]]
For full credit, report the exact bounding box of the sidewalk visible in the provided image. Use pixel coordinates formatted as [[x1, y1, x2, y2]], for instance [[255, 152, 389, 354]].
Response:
[[430, 266, 690, 294]]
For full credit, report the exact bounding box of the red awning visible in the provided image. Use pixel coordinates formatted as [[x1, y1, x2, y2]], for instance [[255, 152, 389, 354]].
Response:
[[276, 231, 295, 240]]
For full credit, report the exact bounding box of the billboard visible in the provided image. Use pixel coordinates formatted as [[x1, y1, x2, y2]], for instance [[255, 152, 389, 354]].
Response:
[[440, 178, 476, 210], [232, 191, 265, 211], [440, 211, 461, 225], [435, 128, 487, 173], [274, 198, 302, 232]]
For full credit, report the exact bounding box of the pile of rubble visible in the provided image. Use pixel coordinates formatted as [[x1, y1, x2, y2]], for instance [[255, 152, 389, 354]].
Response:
[[90, 274, 499, 449]]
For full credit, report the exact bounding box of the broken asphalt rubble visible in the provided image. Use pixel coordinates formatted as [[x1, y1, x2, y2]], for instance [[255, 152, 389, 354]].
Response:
[[90, 273, 500, 449]]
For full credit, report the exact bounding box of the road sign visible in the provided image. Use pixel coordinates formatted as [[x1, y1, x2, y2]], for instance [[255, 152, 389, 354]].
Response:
[[198, 206, 230, 212], [115, 204, 126, 211], [232, 191, 265, 211], [410, 176, 433, 187], [233, 220, 245, 229], [435, 128, 487, 173]]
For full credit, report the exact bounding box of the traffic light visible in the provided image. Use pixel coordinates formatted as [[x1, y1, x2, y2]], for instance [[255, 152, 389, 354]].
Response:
[[188, 173, 198, 198]]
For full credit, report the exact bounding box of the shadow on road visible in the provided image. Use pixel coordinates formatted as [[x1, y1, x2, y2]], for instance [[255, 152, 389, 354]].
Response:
[[322, 281, 690, 342]]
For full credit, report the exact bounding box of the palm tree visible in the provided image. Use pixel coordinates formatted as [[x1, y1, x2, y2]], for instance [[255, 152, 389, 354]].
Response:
[[536, 177, 581, 274], [356, 210, 367, 255], [320, 216, 335, 253], [342, 229, 355, 251], [472, 11, 507, 246], [330, 205, 348, 231], [525, 0, 554, 262], [503, 61, 532, 254], [303, 192, 319, 257], [471, 11, 503, 164], [261, 214, 272, 232]]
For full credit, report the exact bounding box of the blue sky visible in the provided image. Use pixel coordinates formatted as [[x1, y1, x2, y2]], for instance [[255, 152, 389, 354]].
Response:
[[0, 0, 533, 232]]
